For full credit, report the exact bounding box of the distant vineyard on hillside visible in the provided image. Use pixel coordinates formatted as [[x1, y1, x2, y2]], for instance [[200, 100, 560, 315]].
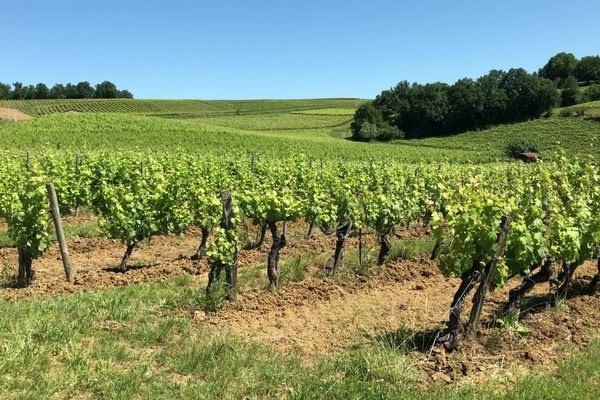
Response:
[[0, 98, 366, 117]]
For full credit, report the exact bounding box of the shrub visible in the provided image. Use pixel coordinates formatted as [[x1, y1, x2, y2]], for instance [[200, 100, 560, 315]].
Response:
[[586, 84, 600, 101], [506, 139, 541, 159]]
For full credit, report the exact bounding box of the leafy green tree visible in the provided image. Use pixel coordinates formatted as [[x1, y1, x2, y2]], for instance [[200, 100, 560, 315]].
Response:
[[117, 89, 134, 99], [539, 52, 578, 82], [0, 82, 10, 100], [447, 78, 485, 132], [11, 82, 24, 99], [404, 82, 450, 137], [575, 56, 600, 83], [34, 83, 49, 99], [373, 80, 411, 127], [477, 70, 508, 126], [586, 84, 600, 101], [49, 84, 66, 99], [23, 85, 36, 100], [501, 68, 558, 121], [65, 83, 78, 98], [351, 103, 383, 136], [75, 81, 95, 99], [95, 81, 118, 98], [560, 76, 579, 106]]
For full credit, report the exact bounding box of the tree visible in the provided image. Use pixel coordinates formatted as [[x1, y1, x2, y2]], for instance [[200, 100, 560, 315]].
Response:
[[404, 82, 450, 137], [447, 78, 485, 132], [560, 76, 579, 106], [75, 81, 95, 99], [477, 70, 508, 125], [117, 90, 134, 99], [501, 68, 558, 121], [586, 84, 600, 101], [95, 81, 118, 98], [65, 83, 78, 98], [575, 56, 600, 83], [49, 84, 66, 99], [0, 82, 10, 100], [351, 103, 383, 137], [373, 81, 411, 128], [34, 83, 49, 99], [539, 52, 578, 82], [11, 82, 24, 100], [23, 85, 36, 100]]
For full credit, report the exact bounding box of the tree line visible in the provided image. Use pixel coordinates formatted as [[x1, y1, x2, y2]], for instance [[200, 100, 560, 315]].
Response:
[[539, 52, 600, 107], [352, 52, 600, 141], [0, 81, 133, 100]]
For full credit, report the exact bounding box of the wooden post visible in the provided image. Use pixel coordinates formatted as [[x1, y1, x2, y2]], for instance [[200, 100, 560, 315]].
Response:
[[25, 151, 30, 171], [467, 215, 512, 336], [46, 183, 74, 284], [250, 155, 256, 173], [75, 154, 81, 174], [358, 228, 363, 267]]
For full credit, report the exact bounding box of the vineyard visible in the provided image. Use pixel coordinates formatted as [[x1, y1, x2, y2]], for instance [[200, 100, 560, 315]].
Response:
[[0, 101, 600, 397], [1, 151, 599, 327], [0, 98, 365, 118]]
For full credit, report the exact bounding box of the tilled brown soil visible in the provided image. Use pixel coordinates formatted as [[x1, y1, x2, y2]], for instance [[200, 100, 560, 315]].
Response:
[[0, 107, 32, 121], [1, 224, 599, 386]]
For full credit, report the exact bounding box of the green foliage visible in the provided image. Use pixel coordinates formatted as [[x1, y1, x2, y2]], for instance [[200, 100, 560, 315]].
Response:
[[586, 84, 600, 101], [505, 139, 541, 158], [560, 76, 580, 106], [368, 69, 559, 139], [575, 56, 600, 83], [539, 52, 579, 82]]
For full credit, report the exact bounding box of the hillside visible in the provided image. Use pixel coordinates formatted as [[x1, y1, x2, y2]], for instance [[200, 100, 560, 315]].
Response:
[[1, 110, 598, 162], [0, 98, 366, 118]]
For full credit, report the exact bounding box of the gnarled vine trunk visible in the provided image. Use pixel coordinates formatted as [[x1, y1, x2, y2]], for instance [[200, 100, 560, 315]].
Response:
[[377, 233, 392, 265], [437, 264, 481, 352], [590, 248, 600, 289], [245, 223, 267, 250], [190, 227, 211, 260], [119, 242, 137, 272], [323, 220, 353, 276], [506, 257, 554, 317], [267, 221, 287, 291], [17, 248, 33, 287]]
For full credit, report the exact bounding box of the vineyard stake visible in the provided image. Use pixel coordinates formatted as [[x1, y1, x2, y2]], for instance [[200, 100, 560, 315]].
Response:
[[46, 183, 74, 284], [467, 215, 512, 336]]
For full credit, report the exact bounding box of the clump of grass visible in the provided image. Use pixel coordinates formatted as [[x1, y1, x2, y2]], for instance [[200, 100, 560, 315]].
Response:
[[280, 254, 311, 284], [202, 279, 229, 313], [386, 238, 436, 263]]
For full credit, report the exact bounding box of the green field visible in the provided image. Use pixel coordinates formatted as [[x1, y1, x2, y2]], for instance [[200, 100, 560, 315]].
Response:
[[1, 277, 599, 399], [1, 98, 600, 399], [1, 103, 599, 162]]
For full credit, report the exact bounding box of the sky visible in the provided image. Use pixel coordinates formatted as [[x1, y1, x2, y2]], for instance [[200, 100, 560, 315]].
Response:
[[2, 0, 600, 99]]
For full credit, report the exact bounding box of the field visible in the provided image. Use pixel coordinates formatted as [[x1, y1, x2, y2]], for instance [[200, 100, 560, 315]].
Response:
[[1, 98, 600, 399]]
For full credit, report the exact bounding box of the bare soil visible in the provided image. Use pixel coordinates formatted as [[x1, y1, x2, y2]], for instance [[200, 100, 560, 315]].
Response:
[[0, 107, 33, 121], [1, 221, 599, 385]]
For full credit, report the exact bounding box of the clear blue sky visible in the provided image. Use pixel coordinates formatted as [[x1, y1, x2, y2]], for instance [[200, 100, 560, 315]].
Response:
[[2, 0, 599, 99]]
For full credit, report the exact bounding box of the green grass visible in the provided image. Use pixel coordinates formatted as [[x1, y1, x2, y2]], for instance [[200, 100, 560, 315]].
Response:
[[551, 100, 600, 118], [396, 117, 600, 159], [0, 276, 599, 399]]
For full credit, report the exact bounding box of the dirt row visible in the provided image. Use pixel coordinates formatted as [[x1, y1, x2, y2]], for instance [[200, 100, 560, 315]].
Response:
[[0, 107, 32, 121], [1, 225, 599, 385]]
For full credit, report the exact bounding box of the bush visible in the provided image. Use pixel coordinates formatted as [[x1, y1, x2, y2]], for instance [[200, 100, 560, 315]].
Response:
[[586, 84, 600, 101], [560, 76, 580, 106], [506, 140, 541, 158]]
